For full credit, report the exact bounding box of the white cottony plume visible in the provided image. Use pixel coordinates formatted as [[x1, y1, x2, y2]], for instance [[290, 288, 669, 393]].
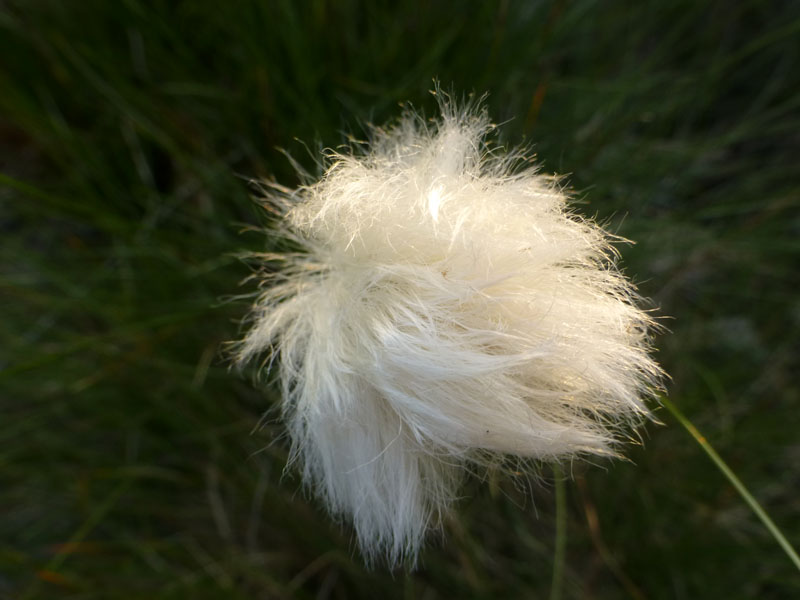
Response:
[[236, 97, 663, 566]]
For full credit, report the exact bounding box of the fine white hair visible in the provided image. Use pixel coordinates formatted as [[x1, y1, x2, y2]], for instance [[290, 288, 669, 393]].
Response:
[[237, 98, 662, 566]]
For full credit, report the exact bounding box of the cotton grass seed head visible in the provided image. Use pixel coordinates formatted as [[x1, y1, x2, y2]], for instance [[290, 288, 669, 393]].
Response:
[[236, 97, 663, 567]]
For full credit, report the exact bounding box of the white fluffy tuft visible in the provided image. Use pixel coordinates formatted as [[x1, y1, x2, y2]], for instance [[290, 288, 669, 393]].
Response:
[[237, 100, 662, 566]]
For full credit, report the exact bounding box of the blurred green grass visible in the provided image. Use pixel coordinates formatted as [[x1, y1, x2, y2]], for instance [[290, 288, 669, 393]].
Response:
[[1, 0, 798, 598]]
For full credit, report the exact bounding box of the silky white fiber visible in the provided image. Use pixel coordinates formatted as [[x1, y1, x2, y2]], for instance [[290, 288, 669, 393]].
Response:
[[236, 98, 662, 566]]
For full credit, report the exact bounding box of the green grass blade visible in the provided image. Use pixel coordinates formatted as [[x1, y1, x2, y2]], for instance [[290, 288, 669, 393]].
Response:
[[661, 396, 800, 572]]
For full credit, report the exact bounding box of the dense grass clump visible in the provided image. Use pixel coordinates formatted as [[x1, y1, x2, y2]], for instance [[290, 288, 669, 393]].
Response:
[[1, 1, 798, 598]]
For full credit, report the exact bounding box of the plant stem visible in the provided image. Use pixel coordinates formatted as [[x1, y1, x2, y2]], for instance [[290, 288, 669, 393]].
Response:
[[550, 463, 567, 600], [661, 396, 800, 572]]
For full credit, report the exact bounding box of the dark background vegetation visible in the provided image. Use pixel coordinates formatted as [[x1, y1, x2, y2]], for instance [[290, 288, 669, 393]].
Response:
[[2, 1, 799, 598]]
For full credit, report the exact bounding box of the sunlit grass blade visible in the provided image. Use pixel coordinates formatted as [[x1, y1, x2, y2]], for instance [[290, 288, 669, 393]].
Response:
[[661, 396, 800, 572]]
